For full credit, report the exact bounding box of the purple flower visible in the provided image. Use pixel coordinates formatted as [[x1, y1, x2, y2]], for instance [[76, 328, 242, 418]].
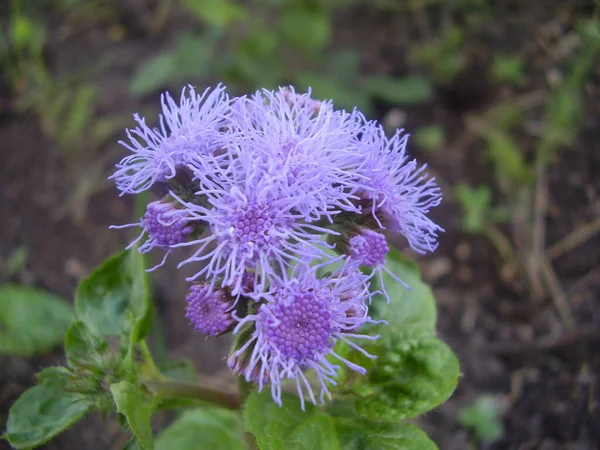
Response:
[[185, 284, 236, 336], [344, 228, 409, 302], [228, 265, 379, 409], [171, 147, 336, 295], [110, 200, 193, 270], [355, 125, 443, 254], [111, 85, 230, 195], [222, 87, 366, 221]]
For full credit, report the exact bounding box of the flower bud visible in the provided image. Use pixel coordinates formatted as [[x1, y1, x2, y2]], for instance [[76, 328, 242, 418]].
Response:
[[185, 284, 236, 336]]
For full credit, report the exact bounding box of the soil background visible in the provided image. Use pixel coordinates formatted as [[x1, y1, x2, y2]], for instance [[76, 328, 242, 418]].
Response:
[[1, 1, 599, 449]]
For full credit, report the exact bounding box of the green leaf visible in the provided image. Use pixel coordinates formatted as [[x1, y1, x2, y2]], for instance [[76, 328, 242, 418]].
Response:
[[130, 53, 177, 97], [130, 32, 218, 97], [75, 250, 151, 341], [5, 370, 94, 448], [243, 390, 340, 450], [335, 418, 438, 450], [355, 327, 460, 422], [183, 0, 247, 29], [110, 381, 155, 450], [64, 320, 108, 365], [454, 184, 494, 234], [458, 395, 504, 442], [364, 75, 433, 106], [374, 251, 437, 332], [288, 412, 339, 450], [492, 54, 525, 86], [485, 130, 532, 184], [156, 407, 245, 450], [0, 284, 72, 356], [280, 6, 330, 52]]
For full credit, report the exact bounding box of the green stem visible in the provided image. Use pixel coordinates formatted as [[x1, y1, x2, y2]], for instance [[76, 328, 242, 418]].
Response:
[[139, 340, 166, 381], [145, 380, 241, 410]]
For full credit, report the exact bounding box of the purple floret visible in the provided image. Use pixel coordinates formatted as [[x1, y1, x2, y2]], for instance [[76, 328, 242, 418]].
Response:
[[355, 124, 443, 254], [228, 265, 380, 409], [111, 85, 231, 195], [185, 284, 236, 336]]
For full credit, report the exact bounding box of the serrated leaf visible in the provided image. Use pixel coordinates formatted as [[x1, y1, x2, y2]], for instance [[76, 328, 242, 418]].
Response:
[[156, 407, 244, 450], [355, 327, 460, 421], [335, 418, 438, 450], [243, 390, 340, 450], [0, 284, 72, 356], [75, 250, 151, 341], [110, 381, 155, 450], [374, 251, 437, 332], [288, 412, 339, 450], [64, 320, 108, 365], [5, 370, 94, 448]]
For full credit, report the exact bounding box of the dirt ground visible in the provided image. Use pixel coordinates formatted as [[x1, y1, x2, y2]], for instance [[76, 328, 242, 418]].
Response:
[[1, 1, 599, 449]]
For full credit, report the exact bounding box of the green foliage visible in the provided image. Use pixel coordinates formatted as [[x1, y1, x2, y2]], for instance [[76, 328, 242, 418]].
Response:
[[5, 368, 95, 449], [455, 184, 508, 234], [538, 20, 600, 162], [75, 250, 151, 341], [331, 255, 459, 424], [3, 246, 29, 277], [335, 418, 438, 450], [484, 130, 533, 185], [492, 54, 525, 86], [110, 381, 155, 450], [373, 251, 437, 332], [410, 27, 466, 83], [130, 32, 218, 96], [354, 327, 460, 422], [363, 75, 433, 106], [182, 0, 247, 29], [244, 390, 340, 450], [64, 319, 108, 366], [156, 407, 245, 450], [0, 285, 72, 356], [130, 0, 433, 112], [4, 250, 157, 448], [458, 395, 504, 443], [413, 125, 445, 152]]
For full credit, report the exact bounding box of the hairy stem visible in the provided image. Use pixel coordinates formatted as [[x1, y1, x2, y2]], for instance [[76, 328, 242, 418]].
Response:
[[145, 380, 241, 410]]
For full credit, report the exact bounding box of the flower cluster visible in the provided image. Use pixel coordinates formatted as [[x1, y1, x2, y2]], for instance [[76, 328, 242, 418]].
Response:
[[112, 85, 442, 407]]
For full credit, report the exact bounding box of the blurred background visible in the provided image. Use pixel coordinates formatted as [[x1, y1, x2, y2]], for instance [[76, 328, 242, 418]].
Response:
[[1, 0, 599, 448]]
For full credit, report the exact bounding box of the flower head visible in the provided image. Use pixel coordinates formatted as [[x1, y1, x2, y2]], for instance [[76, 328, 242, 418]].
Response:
[[110, 200, 194, 270], [341, 228, 408, 302], [228, 265, 379, 409], [112, 85, 230, 195], [223, 88, 366, 221], [355, 125, 443, 254], [185, 284, 236, 336], [172, 148, 335, 295]]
